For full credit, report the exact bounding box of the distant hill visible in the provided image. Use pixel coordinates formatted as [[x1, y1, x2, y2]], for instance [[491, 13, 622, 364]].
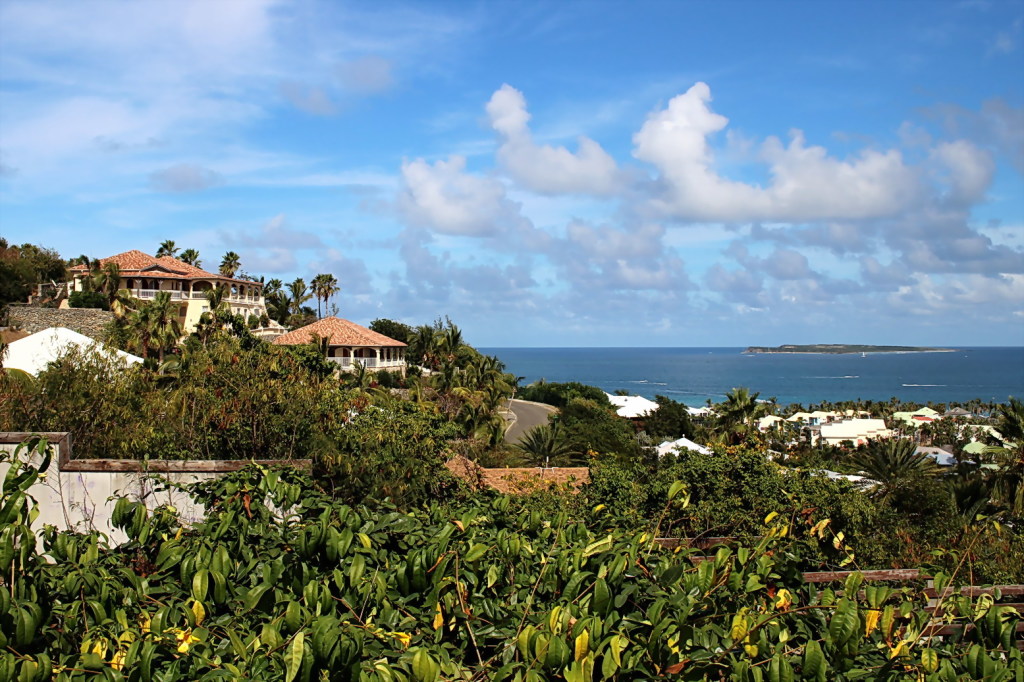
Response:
[[744, 344, 955, 354]]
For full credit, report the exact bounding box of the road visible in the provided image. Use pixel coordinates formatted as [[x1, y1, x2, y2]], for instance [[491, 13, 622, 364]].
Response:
[[503, 399, 558, 444]]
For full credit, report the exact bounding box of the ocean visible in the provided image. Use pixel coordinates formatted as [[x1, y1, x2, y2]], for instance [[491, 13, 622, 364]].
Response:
[[479, 347, 1024, 407]]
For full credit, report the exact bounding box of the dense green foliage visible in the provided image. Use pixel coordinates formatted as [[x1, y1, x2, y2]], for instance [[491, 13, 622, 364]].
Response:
[[3, 442, 1022, 681], [67, 290, 109, 310], [517, 382, 611, 410], [0, 239, 66, 311]]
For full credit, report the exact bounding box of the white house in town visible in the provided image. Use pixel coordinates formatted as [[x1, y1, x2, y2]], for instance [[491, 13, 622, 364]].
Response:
[[272, 316, 407, 373]]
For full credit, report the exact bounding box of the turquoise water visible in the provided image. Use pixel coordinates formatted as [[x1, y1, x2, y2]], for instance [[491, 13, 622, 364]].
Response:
[[479, 347, 1024, 407]]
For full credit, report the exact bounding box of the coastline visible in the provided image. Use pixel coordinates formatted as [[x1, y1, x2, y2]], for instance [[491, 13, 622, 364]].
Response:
[[744, 349, 959, 355]]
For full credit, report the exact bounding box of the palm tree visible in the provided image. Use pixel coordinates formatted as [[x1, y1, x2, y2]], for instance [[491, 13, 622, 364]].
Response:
[[850, 438, 943, 500], [718, 387, 767, 444], [145, 292, 182, 362], [265, 278, 283, 297], [515, 423, 575, 466], [311, 273, 340, 319], [409, 325, 440, 369], [985, 397, 1024, 514], [91, 262, 127, 310], [219, 251, 241, 278], [267, 291, 292, 325], [179, 248, 201, 267], [156, 240, 179, 258], [127, 305, 154, 359], [287, 278, 312, 316]]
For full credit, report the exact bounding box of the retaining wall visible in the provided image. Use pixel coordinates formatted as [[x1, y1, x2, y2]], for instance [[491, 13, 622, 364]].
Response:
[[7, 305, 114, 340], [1, 433, 310, 545]]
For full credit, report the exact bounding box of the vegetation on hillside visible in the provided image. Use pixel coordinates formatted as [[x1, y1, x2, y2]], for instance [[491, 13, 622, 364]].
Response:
[[2, 439, 1022, 680]]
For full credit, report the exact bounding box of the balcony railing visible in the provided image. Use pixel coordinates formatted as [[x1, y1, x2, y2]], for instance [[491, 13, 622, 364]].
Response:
[[130, 289, 262, 304], [327, 357, 406, 370]]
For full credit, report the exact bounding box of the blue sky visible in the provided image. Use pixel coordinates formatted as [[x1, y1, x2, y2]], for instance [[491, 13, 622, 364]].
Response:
[[1, 0, 1022, 347]]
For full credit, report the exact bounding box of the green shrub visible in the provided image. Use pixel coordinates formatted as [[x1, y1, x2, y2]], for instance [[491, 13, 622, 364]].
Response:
[[67, 290, 108, 309]]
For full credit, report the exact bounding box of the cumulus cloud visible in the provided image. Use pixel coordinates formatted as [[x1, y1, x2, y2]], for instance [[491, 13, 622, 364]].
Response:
[[632, 82, 927, 222], [486, 84, 620, 196], [397, 156, 524, 237], [149, 163, 222, 192], [929, 140, 995, 205]]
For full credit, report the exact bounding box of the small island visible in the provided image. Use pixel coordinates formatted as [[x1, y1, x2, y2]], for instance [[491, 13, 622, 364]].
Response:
[[744, 344, 956, 354]]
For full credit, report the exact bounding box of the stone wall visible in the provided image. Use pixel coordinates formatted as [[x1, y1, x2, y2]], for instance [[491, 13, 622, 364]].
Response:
[[7, 305, 114, 340]]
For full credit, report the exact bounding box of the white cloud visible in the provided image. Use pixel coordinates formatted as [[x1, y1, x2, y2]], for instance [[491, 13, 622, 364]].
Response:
[[929, 140, 995, 205], [632, 82, 927, 221], [486, 84, 620, 196], [397, 156, 519, 237]]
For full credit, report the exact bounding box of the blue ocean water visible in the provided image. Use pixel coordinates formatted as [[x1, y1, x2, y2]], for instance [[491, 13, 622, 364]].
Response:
[[479, 347, 1024, 407]]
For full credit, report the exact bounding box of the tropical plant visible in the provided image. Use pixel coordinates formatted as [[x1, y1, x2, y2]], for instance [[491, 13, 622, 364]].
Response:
[[155, 239, 179, 258], [515, 422, 575, 466], [219, 251, 241, 278], [287, 278, 312, 316], [179, 248, 201, 266], [311, 273, 340, 319], [3, 447, 1021, 681], [986, 397, 1024, 515], [146, 291, 183, 362], [850, 437, 944, 500]]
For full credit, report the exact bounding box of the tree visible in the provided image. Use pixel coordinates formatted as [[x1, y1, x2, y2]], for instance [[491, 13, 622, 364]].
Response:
[[369, 318, 413, 344], [515, 422, 574, 466], [850, 438, 943, 501], [155, 240, 178, 258], [310, 273, 340, 320], [986, 397, 1024, 515], [179, 248, 201, 267], [287, 278, 313, 316], [642, 395, 695, 441], [219, 251, 241, 278], [717, 387, 768, 444], [145, 291, 182, 362]]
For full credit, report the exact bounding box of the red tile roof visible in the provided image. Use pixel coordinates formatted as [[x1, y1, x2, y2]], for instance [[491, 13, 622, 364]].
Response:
[[272, 317, 407, 347], [69, 250, 257, 285]]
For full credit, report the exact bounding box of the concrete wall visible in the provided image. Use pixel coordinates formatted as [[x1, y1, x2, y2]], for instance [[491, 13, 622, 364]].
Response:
[[7, 305, 114, 340], [1, 435, 310, 546]]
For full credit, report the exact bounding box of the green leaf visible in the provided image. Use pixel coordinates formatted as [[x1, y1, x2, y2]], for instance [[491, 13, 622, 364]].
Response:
[[192, 568, 209, 602], [802, 640, 826, 682], [284, 631, 304, 682], [583, 535, 613, 558], [412, 649, 439, 682], [465, 543, 489, 562]]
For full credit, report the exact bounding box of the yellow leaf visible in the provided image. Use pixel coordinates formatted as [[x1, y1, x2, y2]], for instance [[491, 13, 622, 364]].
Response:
[[864, 609, 880, 637], [192, 600, 206, 626], [888, 640, 906, 659], [391, 631, 411, 648], [574, 630, 590, 662], [744, 643, 758, 657], [773, 589, 793, 611], [730, 613, 749, 641], [432, 603, 444, 631]]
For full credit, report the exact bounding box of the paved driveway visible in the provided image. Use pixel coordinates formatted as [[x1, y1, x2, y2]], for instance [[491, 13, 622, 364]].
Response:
[[504, 399, 557, 444]]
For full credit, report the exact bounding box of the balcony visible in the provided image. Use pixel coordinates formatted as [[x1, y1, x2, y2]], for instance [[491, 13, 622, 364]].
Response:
[[130, 289, 263, 304], [327, 357, 406, 370]]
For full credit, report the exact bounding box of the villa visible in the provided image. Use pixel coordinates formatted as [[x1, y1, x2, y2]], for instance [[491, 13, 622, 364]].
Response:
[[272, 316, 407, 374], [67, 250, 267, 333], [817, 418, 892, 447]]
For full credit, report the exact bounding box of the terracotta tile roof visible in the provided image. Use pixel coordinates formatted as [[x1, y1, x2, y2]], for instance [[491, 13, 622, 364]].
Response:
[[68, 250, 257, 286], [272, 316, 407, 347], [445, 456, 589, 494]]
